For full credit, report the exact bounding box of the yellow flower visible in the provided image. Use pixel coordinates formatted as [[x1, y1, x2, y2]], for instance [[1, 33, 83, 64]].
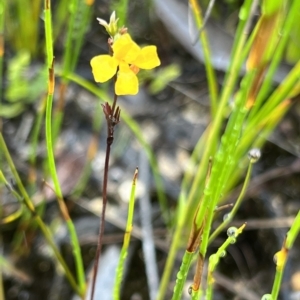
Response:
[[90, 34, 161, 95]]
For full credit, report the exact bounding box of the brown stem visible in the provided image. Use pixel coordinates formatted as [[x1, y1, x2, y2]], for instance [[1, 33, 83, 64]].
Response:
[[111, 89, 118, 117], [90, 138, 112, 300], [90, 101, 120, 300]]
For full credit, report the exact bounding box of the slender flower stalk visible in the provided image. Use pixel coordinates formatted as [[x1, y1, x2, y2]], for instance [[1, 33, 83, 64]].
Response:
[[209, 148, 260, 244], [205, 224, 246, 300], [90, 99, 121, 300], [89, 12, 160, 299]]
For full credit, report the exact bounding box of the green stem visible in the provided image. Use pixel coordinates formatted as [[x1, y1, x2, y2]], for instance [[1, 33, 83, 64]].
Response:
[[271, 210, 300, 299], [271, 268, 284, 300], [286, 211, 300, 248], [44, 0, 53, 67], [45, 76, 86, 295], [113, 169, 138, 300], [44, 0, 85, 294], [206, 224, 246, 300], [171, 251, 194, 300], [189, 0, 218, 117], [209, 157, 254, 244]]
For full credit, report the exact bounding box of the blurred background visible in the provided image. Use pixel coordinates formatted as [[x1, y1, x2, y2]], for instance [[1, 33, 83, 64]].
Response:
[[1, 0, 300, 299]]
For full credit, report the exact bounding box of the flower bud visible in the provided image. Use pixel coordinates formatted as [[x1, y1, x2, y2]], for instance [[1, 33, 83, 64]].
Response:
[[97, 11, 119, 37]]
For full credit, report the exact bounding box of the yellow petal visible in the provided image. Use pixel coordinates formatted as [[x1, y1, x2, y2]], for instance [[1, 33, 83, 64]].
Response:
[[115, 62, 138, 95], [133, 46, 160, 69], [113, 34, 141, 64], [90, 55, 118, 82]]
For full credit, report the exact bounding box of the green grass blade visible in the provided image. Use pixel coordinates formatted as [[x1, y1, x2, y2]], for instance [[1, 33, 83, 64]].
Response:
[[113, 169, 138, 300], [189, 0, 218, 117], [44, 0, 85, 294]]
